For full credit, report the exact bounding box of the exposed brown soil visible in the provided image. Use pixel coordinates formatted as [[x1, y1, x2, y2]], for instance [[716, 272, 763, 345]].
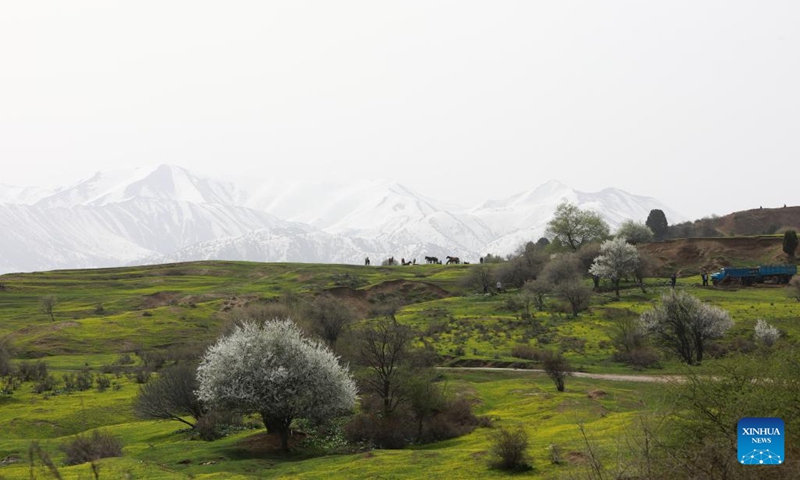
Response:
[[139, 291, 182, 309], [587, 389, 607, 400], [325, 279, 451, 314], [17, 320, 79, 335], [639, 236, 788, 276], [567, 451, 590, 464], [235, 431, 307, 454], [714, 206, 800, 236]]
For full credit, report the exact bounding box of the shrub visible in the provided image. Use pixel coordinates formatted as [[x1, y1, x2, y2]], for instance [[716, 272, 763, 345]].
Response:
[[60, 431, 123, 465], [62, 373, 77, 392], [132, 367, 151, 384], [17, 360, 48, 382], [548, 443, 563, 464], [115, 353, 134, 365], [419, 397, 481, 443], [612, 348, 661, 369], [95, 375, 111, 392], [343, 410, 415, 449], [32, 375, 58, 394], [489, 426, 532, 471], [0, 337, 14, 377], [511, 344, 546, 361], [194, 410, 243, 441]]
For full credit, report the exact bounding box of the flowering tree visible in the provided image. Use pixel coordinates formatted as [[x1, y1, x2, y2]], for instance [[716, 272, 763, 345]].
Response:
[[640, 292, 733, 365], [754, 319, 780, 347], [196, 319, 357, 452], [589, 237, 639, 297]]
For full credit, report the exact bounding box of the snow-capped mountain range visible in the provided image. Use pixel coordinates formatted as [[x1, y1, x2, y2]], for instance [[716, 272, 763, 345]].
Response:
[[0, 164, 685, 274]]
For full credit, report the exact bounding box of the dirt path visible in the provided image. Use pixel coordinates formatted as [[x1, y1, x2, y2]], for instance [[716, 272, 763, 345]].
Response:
[[439, 366, 683, 383]]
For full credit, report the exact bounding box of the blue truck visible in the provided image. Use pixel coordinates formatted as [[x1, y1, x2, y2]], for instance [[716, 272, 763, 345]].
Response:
[[710, 264, 797, 286]]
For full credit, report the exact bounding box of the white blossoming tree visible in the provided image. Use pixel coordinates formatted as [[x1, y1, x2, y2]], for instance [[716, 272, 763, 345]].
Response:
[[640, 291, 733, 365], [196, 319, 357, 452], [589, 237, 640, 297], [754, 319, 780, 347]]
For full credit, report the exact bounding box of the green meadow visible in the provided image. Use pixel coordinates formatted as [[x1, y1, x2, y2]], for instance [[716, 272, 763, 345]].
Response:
[[1, 261, 798, 478]]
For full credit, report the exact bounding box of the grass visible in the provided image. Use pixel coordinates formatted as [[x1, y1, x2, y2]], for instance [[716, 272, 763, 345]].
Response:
[[0, 370, 668, 479], [1, 261, 798, 478]]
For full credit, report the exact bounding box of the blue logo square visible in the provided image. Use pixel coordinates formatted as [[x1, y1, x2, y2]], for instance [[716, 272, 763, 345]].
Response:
[[738, 417, 784, 465]]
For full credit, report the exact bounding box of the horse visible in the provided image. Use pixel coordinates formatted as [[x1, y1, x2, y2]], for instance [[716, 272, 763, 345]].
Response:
[[364, 257, 370, 266], [445, 256, 460, 265]]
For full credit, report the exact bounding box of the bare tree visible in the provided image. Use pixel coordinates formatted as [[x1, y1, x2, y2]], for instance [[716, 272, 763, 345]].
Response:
[[305, 294, 358, 347], [541, 253, 582, 286], [464, 264, 495, 294], [353, 316, 414, 417], [39, 295, 56, 322], [633, 251, 657, 293], [133, 363, 208, 428], [555, 280, 592, 317], [522, 279, 550, 314]]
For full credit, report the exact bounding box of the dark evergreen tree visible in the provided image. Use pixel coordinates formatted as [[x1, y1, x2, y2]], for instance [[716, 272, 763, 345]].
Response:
[[783, 229, 798, 261], [535, 237, 550, 248], [645, 209, 669, 241]]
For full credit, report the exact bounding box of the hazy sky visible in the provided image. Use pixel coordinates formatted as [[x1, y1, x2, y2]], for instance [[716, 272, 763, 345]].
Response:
[[1, 1, 798, 219]]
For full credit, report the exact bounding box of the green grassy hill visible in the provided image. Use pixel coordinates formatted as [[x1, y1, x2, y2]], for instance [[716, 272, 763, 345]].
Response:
[[1, 260, 799, 478]]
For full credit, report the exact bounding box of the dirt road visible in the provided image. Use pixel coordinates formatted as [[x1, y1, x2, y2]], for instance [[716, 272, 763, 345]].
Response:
[[439, 366, 683, 383]]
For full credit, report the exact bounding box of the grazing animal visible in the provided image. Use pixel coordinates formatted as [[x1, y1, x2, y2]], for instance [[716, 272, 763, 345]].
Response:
[[425, 256, 439, 264], [364, 257, 370, 266], [445, 256, 460, 265]]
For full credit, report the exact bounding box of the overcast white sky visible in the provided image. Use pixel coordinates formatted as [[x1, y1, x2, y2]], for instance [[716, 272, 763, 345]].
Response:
[[1, 1, 798, 219]]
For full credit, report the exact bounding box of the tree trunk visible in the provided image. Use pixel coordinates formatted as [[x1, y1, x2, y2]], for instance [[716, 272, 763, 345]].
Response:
[[279, 427, 290, 453], [262, 413, 292, 453]]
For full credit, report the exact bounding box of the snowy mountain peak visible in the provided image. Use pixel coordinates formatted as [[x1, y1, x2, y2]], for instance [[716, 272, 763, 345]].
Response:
[[33, 164, 244, 208], [0, 164, 685, 274]]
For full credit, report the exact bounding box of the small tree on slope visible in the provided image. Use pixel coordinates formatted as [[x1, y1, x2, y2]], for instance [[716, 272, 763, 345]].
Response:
[[196, 319, 357, 452]]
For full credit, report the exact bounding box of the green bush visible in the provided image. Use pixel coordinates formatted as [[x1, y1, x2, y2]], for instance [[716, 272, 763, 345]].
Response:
[[489, 426, 532, 471]]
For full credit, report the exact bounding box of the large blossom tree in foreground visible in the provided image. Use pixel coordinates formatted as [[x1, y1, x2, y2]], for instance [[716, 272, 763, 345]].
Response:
[[196, 319, 357, 452]]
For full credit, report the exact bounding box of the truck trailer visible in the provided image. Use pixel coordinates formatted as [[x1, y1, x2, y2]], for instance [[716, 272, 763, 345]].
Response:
[[710, 264, 796, 286]]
